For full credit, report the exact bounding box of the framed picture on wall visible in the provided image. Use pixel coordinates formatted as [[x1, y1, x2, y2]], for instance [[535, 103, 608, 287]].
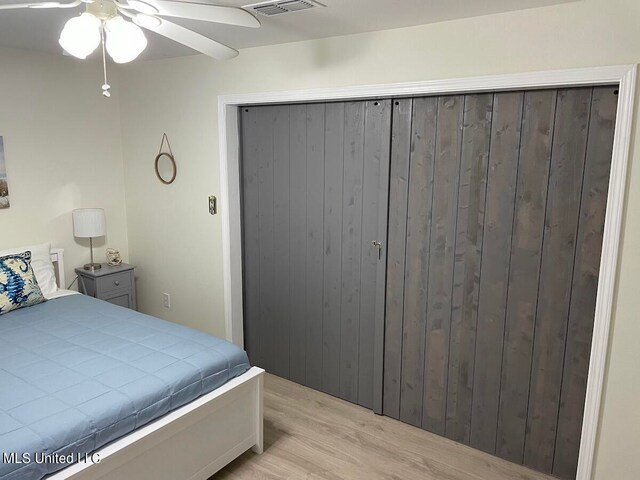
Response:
[[0, 136, 8, 209]]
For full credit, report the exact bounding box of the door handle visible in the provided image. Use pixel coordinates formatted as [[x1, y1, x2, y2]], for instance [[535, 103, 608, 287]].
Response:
[[371, 240, 382, 260]]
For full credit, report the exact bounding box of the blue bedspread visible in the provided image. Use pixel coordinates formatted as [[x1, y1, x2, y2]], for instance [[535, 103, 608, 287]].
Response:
[[0, 295, 250, 480]]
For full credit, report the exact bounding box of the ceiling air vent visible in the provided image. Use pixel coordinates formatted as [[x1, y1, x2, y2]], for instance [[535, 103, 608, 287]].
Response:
[[246, 0, 324, 17]]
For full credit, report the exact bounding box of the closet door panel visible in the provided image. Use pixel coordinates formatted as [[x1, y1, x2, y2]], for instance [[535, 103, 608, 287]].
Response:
[[445, 93, 493, 443], [523, 87, 593, 474], [399, 97, 438, 427], [383, 99, 413, 419], [384, 87, 616, 479], [552, 86, 618, 479], [288, 104, 309, 386], [421, 95, 464, 435], [242, 86, 618, 479], [470, 92, 523, 453], [242, 100, 391, 411], [496, 89, 557, 464]]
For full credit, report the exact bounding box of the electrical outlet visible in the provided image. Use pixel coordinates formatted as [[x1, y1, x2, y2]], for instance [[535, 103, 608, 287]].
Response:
[[163, 293, 171, 309]]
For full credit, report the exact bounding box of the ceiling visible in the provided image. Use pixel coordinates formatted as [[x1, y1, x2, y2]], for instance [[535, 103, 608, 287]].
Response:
[[0, 0, 577, 60]]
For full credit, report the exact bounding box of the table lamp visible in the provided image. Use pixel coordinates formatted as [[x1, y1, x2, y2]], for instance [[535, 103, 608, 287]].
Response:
[[73, 208, 106, 271]]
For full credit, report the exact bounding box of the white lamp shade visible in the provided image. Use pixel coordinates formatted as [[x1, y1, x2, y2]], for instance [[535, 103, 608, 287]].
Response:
[[73, 208, 106, 238], [105, 16, 148, 64], [58, 13, 101, 60]]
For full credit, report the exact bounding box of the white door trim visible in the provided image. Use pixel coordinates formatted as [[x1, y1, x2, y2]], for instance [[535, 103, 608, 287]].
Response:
[[217, 64, 637, 480]]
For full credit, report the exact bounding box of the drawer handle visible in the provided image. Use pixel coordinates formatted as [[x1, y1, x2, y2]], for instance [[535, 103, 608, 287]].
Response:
[[114, 281, 120, 286]]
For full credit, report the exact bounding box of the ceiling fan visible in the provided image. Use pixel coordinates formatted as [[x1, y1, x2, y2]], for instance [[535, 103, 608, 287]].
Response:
[[0, 0, 260, 95]]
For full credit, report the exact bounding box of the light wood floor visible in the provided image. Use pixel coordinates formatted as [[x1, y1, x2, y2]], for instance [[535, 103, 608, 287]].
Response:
[[214, 374, 555, 480]]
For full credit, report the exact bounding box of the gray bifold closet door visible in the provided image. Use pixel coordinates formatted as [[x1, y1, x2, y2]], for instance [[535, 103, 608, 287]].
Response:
[[383, 86, 618, 480], [241, 100, 391, 411]]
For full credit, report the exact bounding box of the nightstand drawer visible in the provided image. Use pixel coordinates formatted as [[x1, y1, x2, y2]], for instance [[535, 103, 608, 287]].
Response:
[[103, 291, 133, 309], [97, 271, 132, 295]]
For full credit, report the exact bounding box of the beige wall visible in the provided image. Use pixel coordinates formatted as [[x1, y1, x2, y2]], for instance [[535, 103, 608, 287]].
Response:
[[117, 0, 639, 477], [0, 46, 129, 286]]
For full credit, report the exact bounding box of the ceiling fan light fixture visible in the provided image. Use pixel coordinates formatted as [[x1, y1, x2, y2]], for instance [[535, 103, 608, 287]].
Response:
[[105, 16, 147, 63], [133, 13, 161, 29], [126, 0, 158, 15], [58, 12, 101, 59]]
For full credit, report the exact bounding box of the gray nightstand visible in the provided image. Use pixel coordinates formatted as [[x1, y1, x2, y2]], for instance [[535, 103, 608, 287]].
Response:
[[75, 263, 137, 310]]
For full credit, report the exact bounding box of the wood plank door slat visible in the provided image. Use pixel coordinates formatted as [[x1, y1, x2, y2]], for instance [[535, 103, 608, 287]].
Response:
[[361, 99, 392, 411], [322, 102, 346, 398], [399, 96, 438, 427], [304, 103, 326, 391], [288, 104, 309, 386], [383, 99, 413, 419], [257, 106, 277, 375], [339, 101, 366, 404], [445, 93, 493, 444], [272, 105, 292, 379], [241, 107, 262, 369], [421, 95, 464, 435]]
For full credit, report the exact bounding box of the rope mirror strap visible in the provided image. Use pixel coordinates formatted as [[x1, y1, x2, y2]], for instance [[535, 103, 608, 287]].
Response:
[[158, 133, 174, 157]]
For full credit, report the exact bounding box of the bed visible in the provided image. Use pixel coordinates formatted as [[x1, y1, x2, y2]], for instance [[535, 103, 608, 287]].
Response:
[[0, 248, 264, 480]]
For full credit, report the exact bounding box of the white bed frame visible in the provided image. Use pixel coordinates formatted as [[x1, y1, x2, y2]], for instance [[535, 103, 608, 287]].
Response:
[[47, 249, 264, 480], [50, 248, 66, 289]]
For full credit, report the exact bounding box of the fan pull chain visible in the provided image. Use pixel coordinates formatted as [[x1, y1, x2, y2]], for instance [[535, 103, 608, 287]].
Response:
[[101, 23, 111, 98]]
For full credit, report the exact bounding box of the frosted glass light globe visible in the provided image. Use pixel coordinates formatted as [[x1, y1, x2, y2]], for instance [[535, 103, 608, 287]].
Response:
[[105, 16, 148, 64], [127, 0, 159, 15], [133, 13, 162, 30], [58, 12, 101, 59]]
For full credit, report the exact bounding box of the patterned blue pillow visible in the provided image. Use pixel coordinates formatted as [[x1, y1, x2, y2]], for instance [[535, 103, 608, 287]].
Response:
[[0, 251, 46, 315]]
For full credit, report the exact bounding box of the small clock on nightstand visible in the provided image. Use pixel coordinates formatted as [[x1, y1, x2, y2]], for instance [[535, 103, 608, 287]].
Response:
[[75, 263, 137, 310]]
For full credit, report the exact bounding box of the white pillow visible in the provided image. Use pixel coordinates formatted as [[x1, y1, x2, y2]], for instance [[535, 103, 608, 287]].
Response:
[[0, 243, 58, 297]]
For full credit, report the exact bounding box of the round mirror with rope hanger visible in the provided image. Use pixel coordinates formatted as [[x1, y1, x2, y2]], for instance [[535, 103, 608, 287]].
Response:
[[155, 133, 177, 185]]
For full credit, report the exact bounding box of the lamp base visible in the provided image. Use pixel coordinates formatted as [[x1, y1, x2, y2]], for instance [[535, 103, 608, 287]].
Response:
[[83, 263, 102, 271]]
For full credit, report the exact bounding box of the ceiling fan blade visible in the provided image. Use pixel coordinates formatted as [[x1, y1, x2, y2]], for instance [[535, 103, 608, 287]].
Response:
[[0, 0, 80, 9], [143, 1, 260, 28], [148, 18, 239, 60]]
